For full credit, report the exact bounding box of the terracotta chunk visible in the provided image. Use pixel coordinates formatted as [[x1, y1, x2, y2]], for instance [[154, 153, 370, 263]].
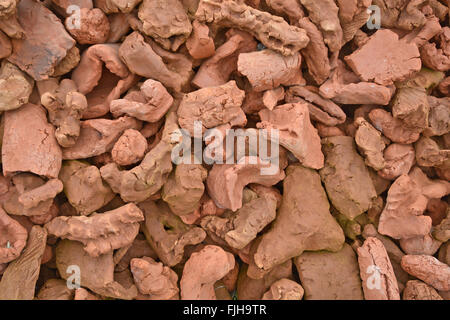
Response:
[[186, 20, 215, 59], [294, 243, 363, 300], [345, 29, 421, 85], [401, 255, 450, 291], [257, 103, 324, 169], [320, 136, 377, 220], [421, 27, 450, 72], [262, 279, 304, 300], [0, 61, 33, 111], [45, 203, 144, 257], [254, 165, 345, 272], [37, 279, 74, 300], [369, 109, 421, 144], [424, 96, 450, 137], [357, 237, 400, 300], [355, 117, 386, 171], [0, 208, 27, 264], [195, 0, 309, 56], [403, 280, 443, 300], [65, 8, 110, 44], [378, 144, 415, 180], [2, 103, 62, 179], [111, 129, 148, 166], [180, 245, 235, 300], [130, 257, 179, 300], [7, 0, 75, 80]]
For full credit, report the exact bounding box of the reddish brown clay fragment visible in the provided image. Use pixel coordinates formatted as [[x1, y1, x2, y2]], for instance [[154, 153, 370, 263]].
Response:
[[357, 237, 400, 300], [355, 117, 386, 171], [186, 20, 215, 60], [0, 61, 33, 111], [45, 203, 144, 257], [378, 144, 415, 180], [130, 257, 179, 300], [95, 0, 142, 13], [180, 245, 235, 300], [7, 0, 75, 80], [2, 103, 62, 179], [0, 30, 11, 58], [257, 103, 324, 169], [368, 109, 421, 144], [262, 87, 284, 111], [345, 29, 421, 86], [401, 255, 450, 291], [65, 8, 110, 44], [424, 96, 450, 137], [415, 136, 450, 167], [421, 27, 450, 72], [36, 279, 74, 300], [195, 0, 309, 56], [0, 208, 27, 264], [111, 129, 148, 166], [399, 234, 442, 256], [403, 280, 443, 300], [262, 279, 304, 300]]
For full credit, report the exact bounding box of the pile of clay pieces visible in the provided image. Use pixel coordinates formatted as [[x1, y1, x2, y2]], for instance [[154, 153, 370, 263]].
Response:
[[0, 0, 449, 300]]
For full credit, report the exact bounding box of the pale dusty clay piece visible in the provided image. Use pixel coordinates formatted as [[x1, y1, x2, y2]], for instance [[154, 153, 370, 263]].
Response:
[[433, 215, 450, 242], [59, 160, 115, 215], [336, 0, 371, 44], [403, 280, 443, 300], [421, 27, 450, 72], [345, 29, 421, 85], [138, 0, 192, 51], [45, 203, 144, 257], [378, 144, 415, 180], [110, 79, 173, 123], [65, 8, 110, 44], [115, 238, 157, 272], [192, 29, 257, 88], [130, 257, 179, 300], [95, 0, 142, 13], [0, 60, 33, 111], [37, 279, 74, 300], [40, 79, 88, 148], [391, 87, 429, 132], [111, 129, 148, 166], [0, 208, 27, 264], [262, 87, 284, 111], [237, 49, 302, 92], [62, 116, 141, 160], [257, 103, 324, 169], [2, 103, 62, 179], [354, 117, 386, 171], [294, 243, 363, 300], [161, 164, 207, 217], [401, 255, 450, 291], [0, 226, 47, 300], [368, 109, 421, 144], [320, 136, 377, 220], [206, 156, 285, 212], [177, 80, 246, 138], [415, 136, 450, 167], [139, 200, 206, 267], [195, 0, 309, 56], [254, 165, 345, 273], [180, 245, 235, 300], [357, 237, 400, 300], [262, 279, 304, 300], [399, 234, 442, 256], [424, 96, 450, 137], [186, 20, 215, 59], [56, 240, 137, 300], [52, 46, 81, 77], [7, 0, 75, 80]]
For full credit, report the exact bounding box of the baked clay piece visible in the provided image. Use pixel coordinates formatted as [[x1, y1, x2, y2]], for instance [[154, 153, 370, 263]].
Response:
[[377, 143, 415, 180], [0, 60, 33, 111], [45, 203, 144, 257], [40, 79, 88, 148], [2, 103, 62, 179], [294, 243, 363, 300], [262, 87, 284, 111], [391, 87, 429, 132], [119, 31, 193, 92], [237, 49, 303, 92], [62, 116, 142, 160], [254, 165, 344, 273], [357, 237, 400, 300], [0, 226, 47, 300], [71, 43, 136, 118], [100, 111, 179, 202], [415, 136, 450, 167], [195, 0, 309, 55], [399, 234, 442, 256], [111, 129, 148, 166], [0, 208, 27, 264], [345, 29, 421, 86], [180, 245, 235, 300], [192, 29, 257, 88], [286, 86, 346, 126], [262, 279, 304, 300], [206, 156, 285, 212], [110, 79, 173, 123], [425, 96, 450, 137], [95, 0, 142, 13], [36, 279, 75, 300], [319, 60, 395, 105], [402, 280, 443, 300], [7, 0, 75, 80], [320, 136, 377, 220], [65, 8, 110, 44], [59, 160, 115, 215], [421, 27, 450, 72], [257, 103, 324, 169], [401, 255, 450, 292], [354, 117, 386, 171], [138, 0, 192, 51], [161, 164, 207, 217], [201, 190, 277, 250], [130, 257, 179, 300], [139, 200, 206, 267], [0, 30, 12, 58], [186, 20, 215, 60], [56, 239, 137, 300]]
